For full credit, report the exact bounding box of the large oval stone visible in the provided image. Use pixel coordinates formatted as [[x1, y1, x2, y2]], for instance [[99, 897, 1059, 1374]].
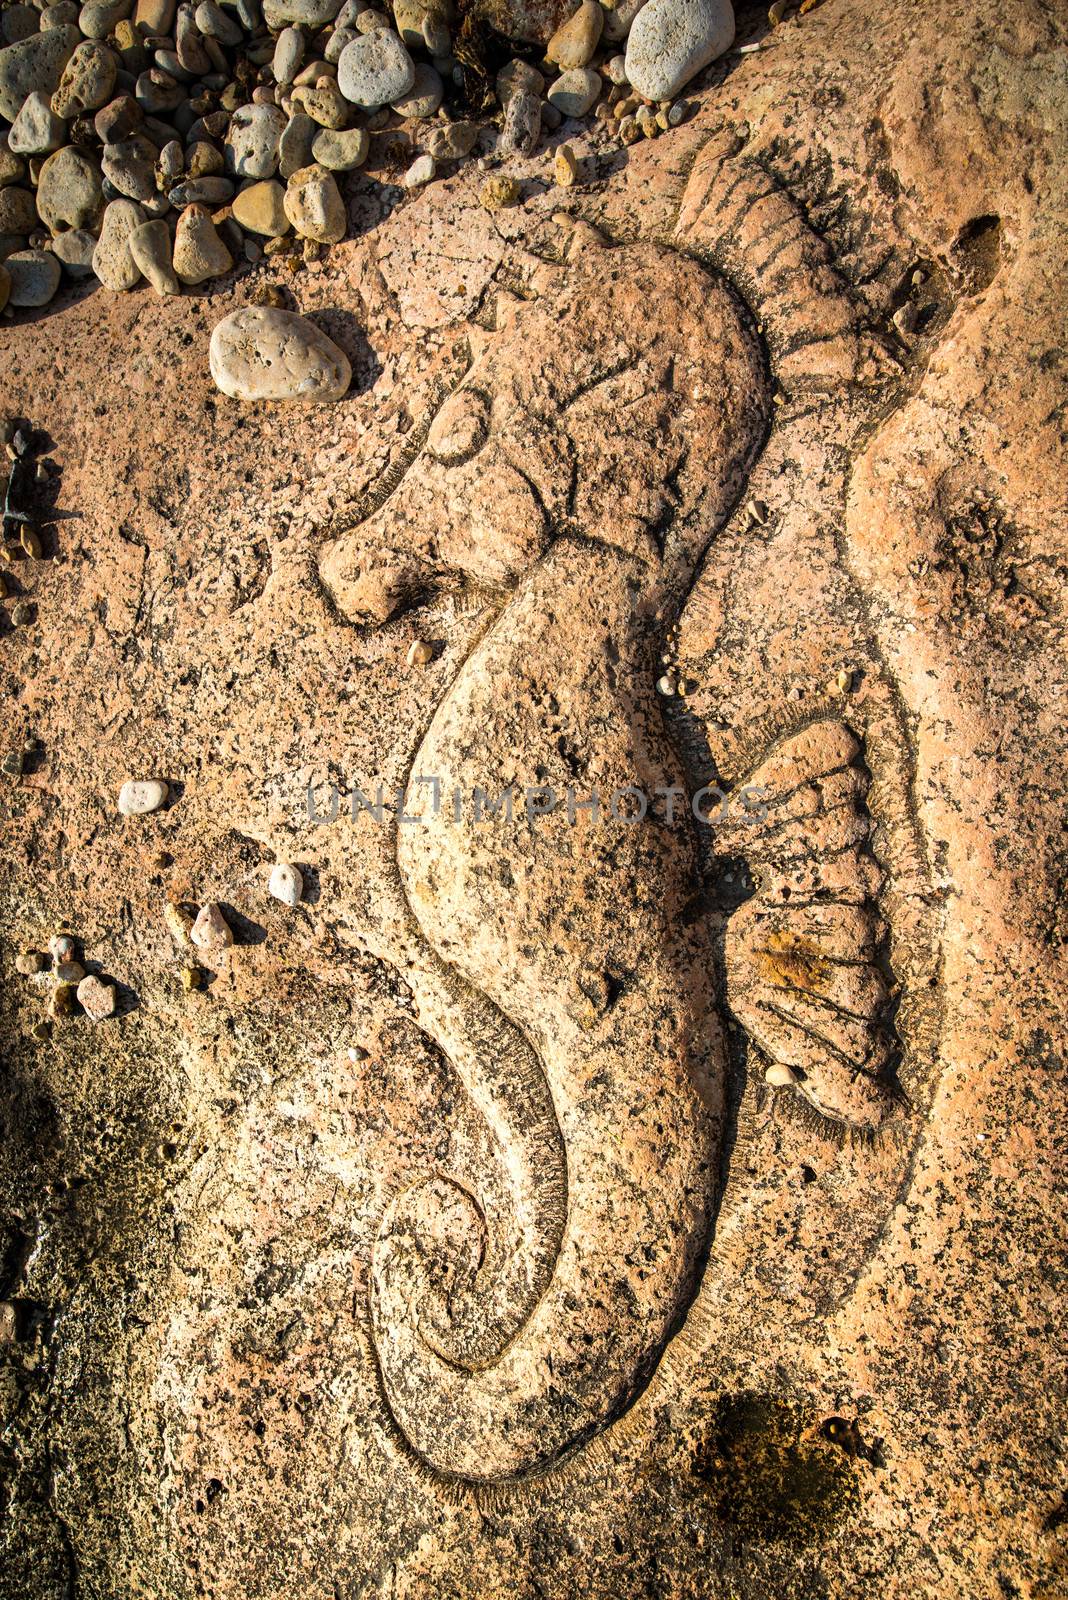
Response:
[[209, 306, 351, 403]]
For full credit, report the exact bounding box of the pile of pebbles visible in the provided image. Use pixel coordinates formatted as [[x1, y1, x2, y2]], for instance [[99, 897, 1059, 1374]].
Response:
[[0, 0, 738, 310]]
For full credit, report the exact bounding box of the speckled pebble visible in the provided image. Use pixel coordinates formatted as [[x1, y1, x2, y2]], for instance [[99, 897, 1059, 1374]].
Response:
[[172, 201, 233, 283], [209, 304, 351, 402], [336, 28, 414, 108], [128, 217, 180, 293], [9, 90, 65, 155], [92, 197, 145, 290], [391, 60, 442, 119], [5, 247, 61, 306], [225, 101, 286, 178], [624, 0, 734, 101], [52, 38, 117, 117]]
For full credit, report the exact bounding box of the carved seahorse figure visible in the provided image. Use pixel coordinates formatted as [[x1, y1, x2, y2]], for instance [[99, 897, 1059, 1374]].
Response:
[[321, 230, 898, 1483]]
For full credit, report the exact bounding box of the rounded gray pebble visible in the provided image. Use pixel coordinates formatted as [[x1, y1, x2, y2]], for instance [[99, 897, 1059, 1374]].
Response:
[[336, 28, 414, 109], [6, 247, 61, 306]]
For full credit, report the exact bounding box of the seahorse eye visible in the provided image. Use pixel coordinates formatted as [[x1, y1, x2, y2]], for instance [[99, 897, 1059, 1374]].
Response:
[[426, 386, 491, 466]]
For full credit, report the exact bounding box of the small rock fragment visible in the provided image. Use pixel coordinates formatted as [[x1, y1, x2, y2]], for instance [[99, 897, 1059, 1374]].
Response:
[[546, 0, 603, 69], [268, 861, 303, 905], [77, 973, 117, 1021], [118, 777, 169, 814], [554, 142, 579, 185], [49, 933, 76, 960], [765, 1061, 798, 1086], [15, 950, 47, 975], [55, 959, 85, 983], [406, 638, 433, 666], [310, 124, 367, 169], [231, 177, 290, 235], [479, 172, 519, 210], [403, 151, 434, 188], [190, 901, 233, 951]]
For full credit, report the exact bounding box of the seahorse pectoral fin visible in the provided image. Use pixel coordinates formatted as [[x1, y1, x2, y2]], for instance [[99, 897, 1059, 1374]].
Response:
[[721, 719, 902, 1130]]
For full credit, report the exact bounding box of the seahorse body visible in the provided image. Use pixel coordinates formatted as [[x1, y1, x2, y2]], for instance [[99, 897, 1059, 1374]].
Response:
[[325, 243, 771, 1480]]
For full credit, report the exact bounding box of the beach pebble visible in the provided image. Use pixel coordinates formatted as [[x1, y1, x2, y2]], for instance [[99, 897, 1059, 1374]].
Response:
[[402, 150, 434, 187], [498, 87, 540, 155], [310, 123, 367, 169], [231, 176, 289, 234], [186, 139, 224, 177], [50, 934, 77, 961], [172, 201, 233, 281], [52, 38, 117, 117], [190, 901, 233, 951], [764, 1061, 798, 1086], [272, 24, 303, 83], [128, 217, 180, 292], [167, 174, 233, 204], [94, 91, 141, 142], [92, 196, 145, 289], [9, 90, 65, 155], [0, 132, 26, 184], [554, 141, 579, 184], [55, 958, 85, 983], [546, 1, 602, 68], [50, 982, 77, 1020], [15, 950, 46, 974], [195, 0, 243, 42], [118, 777, 168, 814], [604, 51, 628, 83], [496, 58, 542, 102], [603, 0, 646, 39], [278, 109, 317, 176], [392, 0, 427, 48], [225, 101, 286, 178], [268, 861, 303, 906], [209, 304, 351, 401], [624, 0, 734, 100], [0, 185, 37, 234], [325, 24, 358, 63], [5, 247, 61, 305], [35, 143, 103, 231], [390, 60, 441, 118], [291, 79, 349, 129], [0, 25, 80, 123], [79, 0, 130, 38], [3, 5, 38, 43], [101, 131, 157, 200], [134, 0, 176, 28], [479, 172, 519, 210], [282, 160, 345, 241], [42, 2, 81, 29], [546, 67, 600, 118], [406, 638, 433, 666], [336, 28, 414, 108], [425, 117, 477, 159], [263, 0, 342, 22], [77, 974, 117, 1021]]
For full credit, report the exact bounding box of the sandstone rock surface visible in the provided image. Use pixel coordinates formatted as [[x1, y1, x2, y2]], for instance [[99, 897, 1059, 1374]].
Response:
[[0, 3, 1065, 1599]]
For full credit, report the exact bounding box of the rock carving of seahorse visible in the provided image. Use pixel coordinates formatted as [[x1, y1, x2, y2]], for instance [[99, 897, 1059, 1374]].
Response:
[[321, 226, 898, 1484]]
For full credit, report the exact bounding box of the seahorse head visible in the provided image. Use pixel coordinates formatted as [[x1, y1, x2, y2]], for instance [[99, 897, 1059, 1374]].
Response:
[[320, 236, 770, 625]]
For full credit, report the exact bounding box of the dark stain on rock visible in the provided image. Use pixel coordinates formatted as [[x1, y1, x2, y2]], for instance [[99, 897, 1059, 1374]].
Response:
[[692, 1394, 863, 1545]]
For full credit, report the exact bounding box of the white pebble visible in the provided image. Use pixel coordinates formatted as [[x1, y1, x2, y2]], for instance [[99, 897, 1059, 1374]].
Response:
[[190, 902, 233, 950], [268, 862, 303, 906], [118, 778, 168, 815]]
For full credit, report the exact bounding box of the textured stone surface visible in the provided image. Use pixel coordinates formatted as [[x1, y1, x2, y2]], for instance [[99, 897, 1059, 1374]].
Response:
[[0, 2, 1065, 1597]]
